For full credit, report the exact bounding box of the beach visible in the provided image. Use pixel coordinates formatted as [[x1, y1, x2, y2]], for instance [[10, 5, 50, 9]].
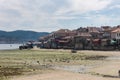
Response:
[[0, 49, 120, 80]]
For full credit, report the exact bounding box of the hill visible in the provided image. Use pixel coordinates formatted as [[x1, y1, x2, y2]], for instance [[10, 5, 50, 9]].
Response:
[[0, 30, 49, 43]]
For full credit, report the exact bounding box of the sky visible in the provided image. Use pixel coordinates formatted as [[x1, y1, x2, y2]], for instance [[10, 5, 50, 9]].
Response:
[[0, 0, 120, 32]]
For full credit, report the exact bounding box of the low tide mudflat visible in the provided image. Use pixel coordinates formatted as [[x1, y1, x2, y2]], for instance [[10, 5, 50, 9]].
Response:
[[0, 49, 120, 80]]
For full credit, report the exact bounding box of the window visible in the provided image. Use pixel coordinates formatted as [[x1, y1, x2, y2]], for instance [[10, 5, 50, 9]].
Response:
[[117, 33, 119, 37], [117, 33, 120, 37]]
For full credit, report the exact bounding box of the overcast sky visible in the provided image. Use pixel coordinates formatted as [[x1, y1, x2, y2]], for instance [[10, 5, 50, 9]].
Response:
[[0, 0, 120, 32]]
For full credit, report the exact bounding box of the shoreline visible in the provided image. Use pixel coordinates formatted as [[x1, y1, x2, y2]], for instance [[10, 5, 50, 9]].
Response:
[[0, 49, 120, 80]]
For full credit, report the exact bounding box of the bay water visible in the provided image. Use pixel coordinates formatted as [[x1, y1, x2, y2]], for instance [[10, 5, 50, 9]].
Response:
[[0, 44, 21, 50]]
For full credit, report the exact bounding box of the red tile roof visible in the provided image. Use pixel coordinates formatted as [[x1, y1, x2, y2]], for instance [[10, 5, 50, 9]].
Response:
[[54, 29, 72, 33], [88, 27, 100, 33], [111, 28, 120, 33]]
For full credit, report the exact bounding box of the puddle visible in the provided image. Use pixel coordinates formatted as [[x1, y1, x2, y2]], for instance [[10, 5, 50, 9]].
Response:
[[107, 56, 120, 60], [51, 57, 110, 73], [50, 56, 116, 74], [52, 65, 92, 73]]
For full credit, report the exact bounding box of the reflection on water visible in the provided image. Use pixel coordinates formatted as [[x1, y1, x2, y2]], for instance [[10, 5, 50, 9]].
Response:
[[0, 44, 21, 50]]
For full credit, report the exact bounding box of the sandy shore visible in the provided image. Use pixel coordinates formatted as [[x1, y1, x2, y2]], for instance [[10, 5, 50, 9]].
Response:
[[10, 70, 120, 80], [10, 50, 120, 80]]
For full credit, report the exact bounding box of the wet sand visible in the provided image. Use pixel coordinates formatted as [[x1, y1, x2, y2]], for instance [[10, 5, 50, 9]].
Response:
[[10, 50, 120, 80], [11, 70, 120, 80]]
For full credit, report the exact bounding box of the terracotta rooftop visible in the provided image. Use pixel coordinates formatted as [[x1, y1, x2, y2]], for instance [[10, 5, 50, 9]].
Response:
[[88, 27, 100, 33], [54, 29, 72, 33], [101, 26, 112, 32], [111, 28, 120, 33]]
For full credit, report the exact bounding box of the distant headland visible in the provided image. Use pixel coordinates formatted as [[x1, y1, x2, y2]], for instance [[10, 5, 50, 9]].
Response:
[[0, 30, 49, 44]]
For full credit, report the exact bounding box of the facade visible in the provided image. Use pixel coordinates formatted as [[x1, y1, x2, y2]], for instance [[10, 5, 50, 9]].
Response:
[[101, 26, 112, 39], [52, 29, 76, 38], [39, 25, 120, 50], [111, 27, 120, 46], [111, 28, 120, 40], [87, 27, 100, 39], [74, 32, 92, 50]]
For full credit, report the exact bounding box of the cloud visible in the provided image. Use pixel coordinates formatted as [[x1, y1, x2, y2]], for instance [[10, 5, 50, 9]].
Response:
[[52, 15, 76, 20], [84, 14, 120, 26], [56, 0, 112, 15], [109, 5, 120, 9], [0, 0, 62, 32], [0, 0, 119, 32]]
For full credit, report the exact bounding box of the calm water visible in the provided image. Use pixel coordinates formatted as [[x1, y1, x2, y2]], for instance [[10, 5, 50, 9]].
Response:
[[0, 44, 21, 50]]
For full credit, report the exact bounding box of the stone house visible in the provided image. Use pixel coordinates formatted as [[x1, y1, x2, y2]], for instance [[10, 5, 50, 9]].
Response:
[[39, 29, 76, 49], [51, 29, 76, 38], [87, 27, 100, 39], [101, 26, 112, 39], [74, 32, 92, 50], [56, 36, 74, 49]]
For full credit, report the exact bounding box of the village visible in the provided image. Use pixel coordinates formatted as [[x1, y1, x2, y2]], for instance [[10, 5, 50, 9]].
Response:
[[38, 25, 120, 50]]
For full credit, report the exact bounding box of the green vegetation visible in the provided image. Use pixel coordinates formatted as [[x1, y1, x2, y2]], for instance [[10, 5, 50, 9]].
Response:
[[0, 49, 108, 80], [0, 30, 49, 43]]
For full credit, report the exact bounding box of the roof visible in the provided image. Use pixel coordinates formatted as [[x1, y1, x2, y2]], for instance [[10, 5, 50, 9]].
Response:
[[87, 27, 100, 33], [93, 39, 100, 42], [58, 40, 69, 43], [76, 32, 92, 37], [54, 29, 72, 33], [62, 36, 74, 39], [111, 28, 120, 33], [76, 27, 88, 32], [101, 26, 112, 32], [39, 35, 50, 41]]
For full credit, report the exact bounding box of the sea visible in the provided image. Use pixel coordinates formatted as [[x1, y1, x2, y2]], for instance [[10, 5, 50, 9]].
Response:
[[0, 44, 22, 50]]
